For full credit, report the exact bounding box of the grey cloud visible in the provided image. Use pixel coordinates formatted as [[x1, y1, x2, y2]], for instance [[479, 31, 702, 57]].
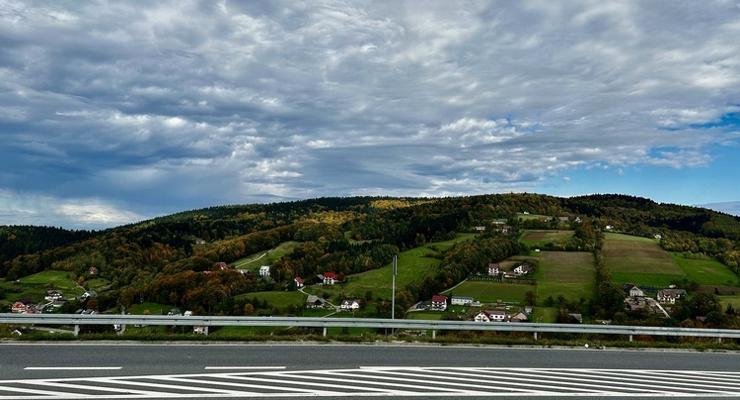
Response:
[[1, 0, 739, 227]]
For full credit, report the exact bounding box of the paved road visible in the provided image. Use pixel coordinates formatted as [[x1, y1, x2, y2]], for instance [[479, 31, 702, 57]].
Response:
[[1, 343, 740, 399]]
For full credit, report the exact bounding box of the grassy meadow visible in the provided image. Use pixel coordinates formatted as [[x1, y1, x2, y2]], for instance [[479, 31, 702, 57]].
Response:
[[603, 233, 684, 286], [231, 241, 299, 271], [671, 253, 739, 286], [235, 290, 307, 309], [309, 234, 476, 301], [443, 280, 534, 303], [520, 230, 574, 247], [533, 251, 595, 304]]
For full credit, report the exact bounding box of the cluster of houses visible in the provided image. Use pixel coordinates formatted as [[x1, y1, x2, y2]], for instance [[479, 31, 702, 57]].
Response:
[[473, 308, 531, 323], [487, 263, 534, 278], [624, 284, 686, 316]]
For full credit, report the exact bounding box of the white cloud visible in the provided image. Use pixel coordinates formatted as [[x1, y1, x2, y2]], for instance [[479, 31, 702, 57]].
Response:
[[1, 0, 740, 227]]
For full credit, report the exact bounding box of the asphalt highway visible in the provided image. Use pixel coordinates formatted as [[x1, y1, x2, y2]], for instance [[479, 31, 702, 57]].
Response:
[[1, 343, 739, 399]]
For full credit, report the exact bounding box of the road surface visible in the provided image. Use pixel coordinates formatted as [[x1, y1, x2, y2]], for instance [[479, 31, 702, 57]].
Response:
[[1, 343, 740, 399]]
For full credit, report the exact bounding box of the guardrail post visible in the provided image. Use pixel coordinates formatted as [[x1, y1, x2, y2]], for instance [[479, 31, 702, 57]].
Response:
[[629, 334, 633, 342], [533, 332, 538, 341], [718, 337, 722, 343], [73, 324, 79, 337], [322, 327, 327, 337], [432, 330, 436, 340]]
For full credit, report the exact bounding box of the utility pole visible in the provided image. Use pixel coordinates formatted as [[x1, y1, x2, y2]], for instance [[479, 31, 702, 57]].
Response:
[[391, 255, 397, 320]]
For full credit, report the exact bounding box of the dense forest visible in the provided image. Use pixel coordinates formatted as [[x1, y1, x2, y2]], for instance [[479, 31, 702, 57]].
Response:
[[2, 193, 740, 322]]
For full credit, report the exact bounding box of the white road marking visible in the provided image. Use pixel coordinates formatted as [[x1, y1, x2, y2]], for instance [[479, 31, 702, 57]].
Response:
[[24, 367, 122, 370], [204, 366, 286, 370], [1, 367, 740, 398]]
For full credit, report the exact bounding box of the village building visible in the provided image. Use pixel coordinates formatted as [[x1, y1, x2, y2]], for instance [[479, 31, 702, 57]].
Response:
[[44, 289, 64, 302], [214, 262, 229, 271], [474, 226, 486, 232], [88, 267, 98, 275], [487, 263, 501, 276], [514, 264, 534, 276], [321, 272, 341, 285], [11, 301, 29, 314], [509, 312, 529, 322], [657, 288, 687, 304], [340, 299, 361, 311], [450, 296, 474, 306], [305, 295, 325, 309], [626, 284, 644, 298], [431, 295, 448, 311], [474, 310, 507, 322], [259, 265, 271, 278], [294, 277, 304, 289]]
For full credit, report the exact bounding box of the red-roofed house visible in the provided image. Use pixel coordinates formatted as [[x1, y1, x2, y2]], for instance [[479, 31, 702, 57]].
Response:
[[11, 302, 28, 314], [431, 295, 448, 311], [322, 272, 341, 285], [294, 277, 304, 289]]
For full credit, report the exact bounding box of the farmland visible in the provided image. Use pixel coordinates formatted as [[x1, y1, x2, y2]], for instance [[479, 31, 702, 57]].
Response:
[[603, 233, 685, 286], [671, 253, 739, 286], [308, 234, 476, 301], [533, 251, 595, 304], [443, 280, 534, 303], [520, 230, 574, 247], [231, 241, 299, 271], [235, 291, 307, 309]]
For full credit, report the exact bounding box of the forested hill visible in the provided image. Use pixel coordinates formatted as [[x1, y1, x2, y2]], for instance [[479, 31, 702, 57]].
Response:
[[0, 226, 93, 265], [1, 193, 740, 315]]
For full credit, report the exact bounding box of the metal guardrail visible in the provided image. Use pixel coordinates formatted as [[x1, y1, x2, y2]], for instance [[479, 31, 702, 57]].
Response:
[[1, 313, 739, 340]]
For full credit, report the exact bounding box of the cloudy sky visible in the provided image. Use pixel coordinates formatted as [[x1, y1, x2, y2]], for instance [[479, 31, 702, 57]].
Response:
[[1, 1, 740, 228]]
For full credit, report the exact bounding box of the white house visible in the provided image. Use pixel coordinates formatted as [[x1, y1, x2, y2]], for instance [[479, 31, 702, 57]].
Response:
[[474, 310, 507, 322], [431, 295, 448, 311], [259, 265, 271, 278], [44, 290, 63, 302], [628, 285, 644, 298], [451, 296, 474, 306], [605, 225, 614, 231], [514, 264, 534, 276], [657, 289, 687, 304], [654, 234, 663, 240], [294, 277, 304, 289], [488, 263, 501, 276], [340, 299, 361, 311], [306, 295, 325, 309], [193, 326, 208, 335], [322, 272, 340, 285], [474, 226, 486, 231]]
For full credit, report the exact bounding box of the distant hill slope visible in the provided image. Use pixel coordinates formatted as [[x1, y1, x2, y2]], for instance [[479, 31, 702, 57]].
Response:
[[2, 193, 740, 315], [0, 226, 93, 264]]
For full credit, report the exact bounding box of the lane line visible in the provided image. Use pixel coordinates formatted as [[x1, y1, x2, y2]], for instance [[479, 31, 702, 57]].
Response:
[[24, 367, 122, 370], [223, 372, 422, 394], [204, 366, 286, 370], [24, 380, 163, 396], [159, 375, 344, 396], [92, 378, 260, 396], [306, 369, 511, 396]]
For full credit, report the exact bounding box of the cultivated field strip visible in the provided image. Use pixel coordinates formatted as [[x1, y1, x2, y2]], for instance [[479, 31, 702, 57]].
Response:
[[1, 367, 740, 398]]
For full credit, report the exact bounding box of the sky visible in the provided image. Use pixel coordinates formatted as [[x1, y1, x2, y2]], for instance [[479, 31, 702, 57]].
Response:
[[1, 1, 740, 229]]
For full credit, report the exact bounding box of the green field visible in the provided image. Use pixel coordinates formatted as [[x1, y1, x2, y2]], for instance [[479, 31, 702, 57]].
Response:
[[128, 302, 171, 315], [719, 295, 740, 310], [235, 291, 307, 309], [85, 278, 111, 291], [231, 241, 299, 271], [521, 230, 574, 247], [534, 251, 595, 304], [517, 213, 550, 221], [406, 311, 444, 320], [17, 270, 85, 297], [531, 307, 558, 323], [311, 234, 476, 301], [443, 280, 534, 303], [671, 253, 739, 286], [603, 233, 685, 286]]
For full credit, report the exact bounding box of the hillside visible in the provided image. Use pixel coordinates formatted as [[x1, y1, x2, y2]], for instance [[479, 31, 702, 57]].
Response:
[[2, 193, 740, 329]]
